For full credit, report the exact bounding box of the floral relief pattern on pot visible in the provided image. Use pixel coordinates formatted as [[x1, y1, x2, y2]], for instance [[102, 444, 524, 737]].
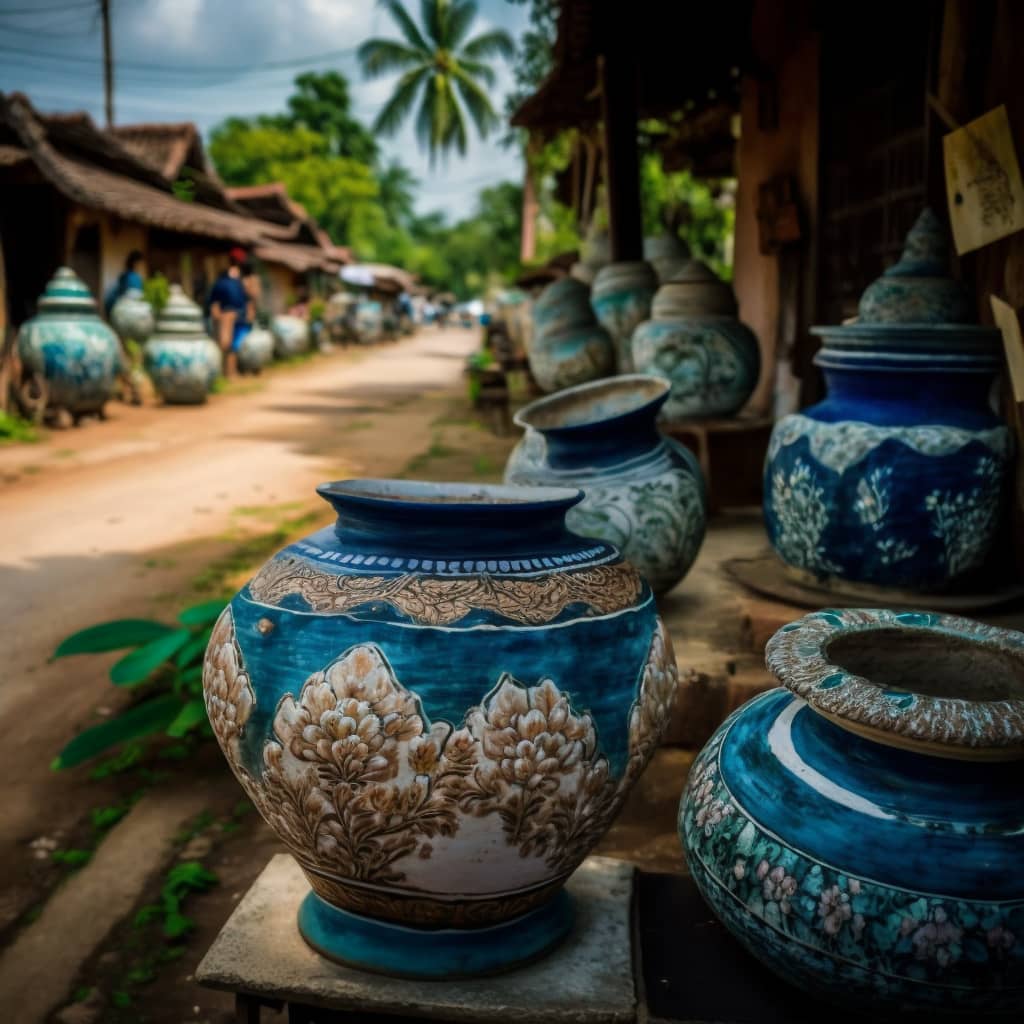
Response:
[[590, 261, 658, 374], [504, 375, 707, 595], [143, 285, 221, 404], [17, 266, 121, 416], [679, 608, 1024, 1013], [203, 479, 678, 977]]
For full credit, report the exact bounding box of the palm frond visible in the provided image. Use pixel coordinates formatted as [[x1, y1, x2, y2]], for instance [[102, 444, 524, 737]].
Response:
[[445, 0, 478, 49], [452, 67, 497, 139], [414, 72, 441, 157], [357, 39, 426, 78], [455, 56, 496, 89], [459, 27, 515, 61], [372, 67, 428, 137], [420, 0, 444, 48], [441, 75, 469, 156], [378, 0, 431, 52]]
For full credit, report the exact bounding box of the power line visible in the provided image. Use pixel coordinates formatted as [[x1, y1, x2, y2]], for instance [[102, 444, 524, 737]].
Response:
[[0, 1, 95, 15]]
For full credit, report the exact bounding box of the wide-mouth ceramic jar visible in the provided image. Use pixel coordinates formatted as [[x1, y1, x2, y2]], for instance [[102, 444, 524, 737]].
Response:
[[17, 266, 121, 417], [143, 285, 221, 404], [680, 607, 1024, 1013], [505, 375, 707, 594], [204, 478, 678, 977], [763, 210, 1010, 592]]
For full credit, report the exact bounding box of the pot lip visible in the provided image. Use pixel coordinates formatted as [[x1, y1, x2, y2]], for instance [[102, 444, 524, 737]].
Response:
[[513, 374, 669, 433], [317, 477, 584, 513], [766, 609, 1024, 756]]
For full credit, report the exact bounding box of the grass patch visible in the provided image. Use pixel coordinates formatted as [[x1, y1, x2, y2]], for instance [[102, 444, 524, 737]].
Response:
[[472, 454, 495, 477], [401, 436, 459, 477], [0, 410, 41, 444], [142, 556, 177, 571]]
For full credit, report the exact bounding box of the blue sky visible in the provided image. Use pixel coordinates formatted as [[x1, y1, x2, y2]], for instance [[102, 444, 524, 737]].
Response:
[[0, 0, 530, 220]]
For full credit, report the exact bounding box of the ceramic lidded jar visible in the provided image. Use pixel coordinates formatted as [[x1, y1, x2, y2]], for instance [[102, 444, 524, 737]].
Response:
[[763, 209, 1010, 591], [203, 479, 677, 978], [271, 314, 310, 358], [17, 266, 121, 417], [643, 233, 692, 284], [236, 326, 273, 374], [631, 262, 761, 420], [590, 261, 658, 373], [109, 287, 155, 343], [143, 285, 221, 404], [528, 277, 614, 392], [504, 375, 707, 595], [680, 608, 1024, 1014]]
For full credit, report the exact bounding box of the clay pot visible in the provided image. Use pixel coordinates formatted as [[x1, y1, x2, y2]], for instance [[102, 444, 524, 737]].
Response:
[[271, 315, 310, 358], [237, 326, 273, 374], [17, 267, 121, 417], [505, 375, 707, 594], [763, 209, 1009, 591], [680, 608, 1024, 1014], [631, 262, 760, 420], [109, 287, 155, 343], [590, 261, 658, 373], [203, 479, 677, 977], [143, 285, 221, 404]]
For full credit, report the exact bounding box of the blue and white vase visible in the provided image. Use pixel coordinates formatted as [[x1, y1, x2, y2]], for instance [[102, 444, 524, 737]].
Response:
[[680, 608, 1024, 1014], [143, 285, 221, 404], [504, 375, 707, 595], [17, 266, 121, 418], [591, 261, 658, 374], [631, 261, 760, 419], [528, 277, 614, 392], [271, 314, 310, 358], [203, 479, 677, 977], [237, 326, 273, 374], [763, 210, 1010, 591], [109, 287, 154, 344]]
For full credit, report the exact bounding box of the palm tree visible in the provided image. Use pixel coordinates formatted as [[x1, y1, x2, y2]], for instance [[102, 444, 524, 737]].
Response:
[[358, 0, 515, 162]]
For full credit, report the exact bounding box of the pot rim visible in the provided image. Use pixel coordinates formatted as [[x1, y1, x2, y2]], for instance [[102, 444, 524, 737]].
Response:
[[766, 609, 1024, 759], [317, 477, 584, 512], [513, 374, 669, 433]]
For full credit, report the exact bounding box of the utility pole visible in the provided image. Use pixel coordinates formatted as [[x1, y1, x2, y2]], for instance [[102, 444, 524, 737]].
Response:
[[100, 0, 114, 126]]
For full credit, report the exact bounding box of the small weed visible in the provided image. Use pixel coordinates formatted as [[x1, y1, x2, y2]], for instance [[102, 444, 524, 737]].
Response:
[[90, 744, 143, 780], [142, 557, 177, 570], [51, 848, 93, 868], [175, 811, 214, 844], [472, 454, 495, 476]]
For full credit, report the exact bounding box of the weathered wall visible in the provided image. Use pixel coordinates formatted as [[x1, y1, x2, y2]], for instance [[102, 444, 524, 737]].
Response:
[[264, 264, 297, 315], [100, 216, 148, 295]]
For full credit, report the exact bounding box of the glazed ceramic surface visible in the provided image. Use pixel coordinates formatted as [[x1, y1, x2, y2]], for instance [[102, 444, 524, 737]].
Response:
[[764, 210, 1009, 591], [18, 266, 121, 415], [632, 261, 760, 419], [109, 288, 155, 343], [203, 479, 677, 977], [680, 608, 1024, 1013], [237, 326, 273, 374], [590, 261, 658, 374], [271, 314, 310, 358], [143, 285, 221, 404], [643, 233, 691, 284], [528, 277, 614, 392], [504, 375, 707, 594]]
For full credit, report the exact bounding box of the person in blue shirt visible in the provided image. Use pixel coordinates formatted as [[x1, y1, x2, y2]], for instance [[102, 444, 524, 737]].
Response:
[[208, 248, 251, 377], [103, 249, 145, 316]]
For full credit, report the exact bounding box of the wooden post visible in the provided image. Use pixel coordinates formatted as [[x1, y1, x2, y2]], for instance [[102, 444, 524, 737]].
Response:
[[599, 28, 643, 262], [101, 0, 114, 127], [520, 143, 538, 264]]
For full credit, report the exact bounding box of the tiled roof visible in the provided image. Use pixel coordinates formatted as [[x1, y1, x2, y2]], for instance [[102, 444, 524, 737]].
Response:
[[109, 121, 208, 179]]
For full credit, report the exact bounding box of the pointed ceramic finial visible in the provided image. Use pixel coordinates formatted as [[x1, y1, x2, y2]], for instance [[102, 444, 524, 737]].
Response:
[[897, 208, 946, 269]]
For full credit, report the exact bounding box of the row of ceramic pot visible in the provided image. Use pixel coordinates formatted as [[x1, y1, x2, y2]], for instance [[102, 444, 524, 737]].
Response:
[[200, 469, 1024, 1013]]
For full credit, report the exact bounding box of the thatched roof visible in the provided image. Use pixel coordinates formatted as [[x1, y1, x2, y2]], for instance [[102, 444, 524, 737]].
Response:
[[109, 121, 209, 179]]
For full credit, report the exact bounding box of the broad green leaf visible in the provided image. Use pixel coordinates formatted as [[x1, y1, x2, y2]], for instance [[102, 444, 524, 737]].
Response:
[[177, 600, 227, 627], [166, 699, 208, 738], [174, 628, 212, 669], [54, 619, 174, 658], [177, 665, 204, 693], [52, 694, 182, 770], [110, 630, 191, 686]]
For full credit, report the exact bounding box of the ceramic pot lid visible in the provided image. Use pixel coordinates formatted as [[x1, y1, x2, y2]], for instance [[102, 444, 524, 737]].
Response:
[[36, 266, 98, 315], [652, 260, 737, 318], [153, 284, 209, 339]]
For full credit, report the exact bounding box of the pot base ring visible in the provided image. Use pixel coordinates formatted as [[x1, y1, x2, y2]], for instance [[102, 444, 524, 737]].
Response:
[[297, 888, 574, 979], [724, 551, 1024, 613]]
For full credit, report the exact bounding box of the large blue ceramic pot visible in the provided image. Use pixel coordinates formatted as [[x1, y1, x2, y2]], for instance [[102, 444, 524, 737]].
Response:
[[763, 210, 1010, 591], [680, 608, 1024, 1014], [143, 285, 221, 404], [17, 266, 121, 417], [203, 479, 677, 977], [504, 375, 707, 595]]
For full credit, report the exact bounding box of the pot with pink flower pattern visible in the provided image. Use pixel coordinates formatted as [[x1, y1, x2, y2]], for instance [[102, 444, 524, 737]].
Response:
[[679, 608, 1024, 1013], [203, 478, 677, 977]]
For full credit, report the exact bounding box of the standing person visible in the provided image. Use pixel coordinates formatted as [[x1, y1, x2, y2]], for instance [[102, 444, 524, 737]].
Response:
[[208, 248, 250, 377], [241, 258, 262, 324]]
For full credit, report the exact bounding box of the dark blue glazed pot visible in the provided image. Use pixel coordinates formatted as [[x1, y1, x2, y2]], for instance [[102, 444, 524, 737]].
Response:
[[764, 211, 1010, 591], [504, 375, 707, 595], [680, 608, 1024, 1014], [203, 479, 677, 977]]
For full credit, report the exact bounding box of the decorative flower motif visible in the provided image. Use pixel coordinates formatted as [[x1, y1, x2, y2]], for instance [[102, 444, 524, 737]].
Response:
[[818, 884, 852, 936], [733, 858, 746, 880], [902, 906, 963, 967], [203, 610, 254, 752], [695, 796, 734, 836], [758, 861, 798, 915], [987, 925, 1015, 952]]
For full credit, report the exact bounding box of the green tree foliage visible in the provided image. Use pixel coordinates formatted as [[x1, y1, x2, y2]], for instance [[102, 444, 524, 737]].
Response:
[[285, 70, 379, 164], [358, 0, 514, 162]]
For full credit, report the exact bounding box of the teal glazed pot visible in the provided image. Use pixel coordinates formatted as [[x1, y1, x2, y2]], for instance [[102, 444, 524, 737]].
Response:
[[17, 266, 121, 417], [237, 326, 273, 374], [504, 375, 707, 595], [590, 261, 658, 374], [109, 287, 154, 343], [271, 314, 310, 358], [528, 277, 614, 392], [203, 479, 677, 977], [643, 233, 692, 284], [143, 285, 221, 404], [763, 210, 1009, 591], [631, 261, 761, 419], [680, 608, 1024, 1014]]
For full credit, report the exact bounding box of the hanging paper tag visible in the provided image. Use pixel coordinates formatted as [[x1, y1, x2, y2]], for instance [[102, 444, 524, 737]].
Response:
[[944, 105, 1024, 255]]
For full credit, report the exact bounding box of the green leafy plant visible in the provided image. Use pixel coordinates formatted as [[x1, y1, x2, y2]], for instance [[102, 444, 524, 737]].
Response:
[[142, 273, 171, 316], [51, 600, 227, 770], [0, 409, 40, 444], [134, 861, 218, 939]]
